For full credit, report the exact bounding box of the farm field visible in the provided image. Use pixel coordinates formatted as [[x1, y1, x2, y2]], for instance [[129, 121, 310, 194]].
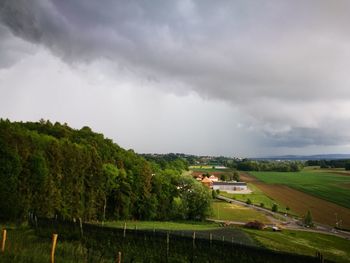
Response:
[[242, 173, 350, 228], [211, 200, 271, 224], [250, 170, 350, 209], [219, 183, 289, 212], [244, 228, 350, 263]]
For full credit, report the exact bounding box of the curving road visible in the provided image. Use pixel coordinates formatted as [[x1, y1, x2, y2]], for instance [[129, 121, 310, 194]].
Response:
[[215, 195, 350, 240]]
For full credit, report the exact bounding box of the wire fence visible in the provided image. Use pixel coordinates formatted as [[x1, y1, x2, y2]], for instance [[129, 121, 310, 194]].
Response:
[[20, 217, 328, 263]]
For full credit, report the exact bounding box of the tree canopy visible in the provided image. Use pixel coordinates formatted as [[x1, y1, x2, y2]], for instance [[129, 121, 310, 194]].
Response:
[[0, 119, 211, 222]]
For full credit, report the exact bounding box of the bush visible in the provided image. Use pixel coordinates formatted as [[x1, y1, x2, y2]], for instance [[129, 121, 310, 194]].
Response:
[[260, 203, 265, 208], [246, 199, 252, 205], [245, 221, 265, 230], [272, 203, 278, 212]]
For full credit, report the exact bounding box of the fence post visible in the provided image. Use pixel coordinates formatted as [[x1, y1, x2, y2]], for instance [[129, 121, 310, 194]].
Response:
[[123, 222, 126, 238], [117, 251, 122, 263], [166, 231, 170, 261], [1, 229, 7, 253], [51, 234, 58, 263], [79, 218, 83, 238], [192, 231, 196, 249]]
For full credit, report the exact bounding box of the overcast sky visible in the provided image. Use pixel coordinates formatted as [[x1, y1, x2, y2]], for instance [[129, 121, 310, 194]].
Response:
[[1, 0, 350, 157]]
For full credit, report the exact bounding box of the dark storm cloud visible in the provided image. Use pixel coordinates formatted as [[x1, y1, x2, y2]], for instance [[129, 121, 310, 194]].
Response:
[[1, 0, 350, 149]]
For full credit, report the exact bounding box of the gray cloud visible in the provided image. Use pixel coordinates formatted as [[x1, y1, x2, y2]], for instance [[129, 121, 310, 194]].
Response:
[[1, 0, 350, 150]]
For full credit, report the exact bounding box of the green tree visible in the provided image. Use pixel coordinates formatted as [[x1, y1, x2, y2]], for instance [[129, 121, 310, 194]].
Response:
[[232, 171, 240, 181], [304, 210, 313, 227], [272, 203, 278, 212]]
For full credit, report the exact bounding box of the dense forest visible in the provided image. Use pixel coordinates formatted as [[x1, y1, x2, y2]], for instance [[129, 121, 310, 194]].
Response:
[[0, 119, 211, 222]]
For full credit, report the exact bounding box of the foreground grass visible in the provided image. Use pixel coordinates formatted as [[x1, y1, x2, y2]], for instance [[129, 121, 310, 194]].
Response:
[[104, 220, 221, 230], [244, 228, 350, 263], [211, 200, 271, 224], [251, 170, 350, 209], [0, 224, 87, 263]]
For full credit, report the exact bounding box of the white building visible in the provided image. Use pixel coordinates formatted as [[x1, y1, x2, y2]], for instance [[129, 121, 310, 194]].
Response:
[[212, 182, 247, 192]]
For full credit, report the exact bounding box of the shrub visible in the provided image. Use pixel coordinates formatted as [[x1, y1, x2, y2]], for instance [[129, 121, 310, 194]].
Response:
[[272, 203, 278, 212], [260, 203, 265, 208], [246, 199, 252, 205], [245, 220, 265, 230]]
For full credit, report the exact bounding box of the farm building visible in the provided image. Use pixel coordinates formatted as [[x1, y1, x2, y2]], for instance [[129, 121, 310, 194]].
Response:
[[212, 182, 247, 192], [209, 175, 219, 182], [201, 177, 213, 188]]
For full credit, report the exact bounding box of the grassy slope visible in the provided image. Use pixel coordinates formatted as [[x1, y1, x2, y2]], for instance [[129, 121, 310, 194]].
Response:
[[104, 220, 220, 230], [244, 228, 350, 263], [250, 170, 350, 209], [211, 200, 271, 224]]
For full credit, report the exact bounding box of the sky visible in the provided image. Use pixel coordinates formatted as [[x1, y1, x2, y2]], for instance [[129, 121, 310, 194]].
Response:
[[1, 0, 350, 157]]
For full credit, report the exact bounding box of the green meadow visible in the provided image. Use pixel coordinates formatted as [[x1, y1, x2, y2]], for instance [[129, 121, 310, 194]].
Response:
[[104, 220, 220, 231], [211, 200, 271, 224], [219, 183, 288, 211], [244, 228, 350, 263]]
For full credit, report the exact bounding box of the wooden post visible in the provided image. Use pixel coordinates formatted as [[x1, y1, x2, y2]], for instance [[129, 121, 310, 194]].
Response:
[[79, 218, 83, 237], [192, 231, 196, 249], [209, 233, 212, 247], [51, 234, 58, 263], [222, 236, 225, 242], [166, 231, 170, 260], [117, 251, 122, 263], [1, 229, 7, 253], [123, 222, 126, 238]]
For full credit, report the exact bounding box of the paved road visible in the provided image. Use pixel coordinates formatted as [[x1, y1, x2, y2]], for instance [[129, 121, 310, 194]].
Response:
[[216, 195, 350, 240]]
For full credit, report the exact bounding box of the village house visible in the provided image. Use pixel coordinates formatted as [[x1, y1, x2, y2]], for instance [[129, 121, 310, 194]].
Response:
[[201, 177, 213, 188], [209, 175, 219, 182]]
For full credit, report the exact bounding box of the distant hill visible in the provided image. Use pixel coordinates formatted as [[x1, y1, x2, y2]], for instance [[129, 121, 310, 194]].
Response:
[[253, 154, 350, 161]]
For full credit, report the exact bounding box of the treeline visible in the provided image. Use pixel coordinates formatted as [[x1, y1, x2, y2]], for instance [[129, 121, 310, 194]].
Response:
[[0, 119, 211, 222], [306, 159, 350, 170], [232, 160, 304, 172]]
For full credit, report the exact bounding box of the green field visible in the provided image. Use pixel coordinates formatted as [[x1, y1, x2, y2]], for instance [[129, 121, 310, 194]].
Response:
[[211, 200, 271, 223], [250, 170, 350, 208], [244, 228, 350, 263], [219, 183, 289, 211], [104, 220, 220, 231]]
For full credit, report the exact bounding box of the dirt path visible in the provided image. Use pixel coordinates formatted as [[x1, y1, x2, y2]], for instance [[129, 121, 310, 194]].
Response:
[[241, 173, 350, 229]]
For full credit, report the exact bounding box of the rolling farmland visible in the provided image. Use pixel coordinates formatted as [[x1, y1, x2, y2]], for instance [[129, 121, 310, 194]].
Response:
[[250, 171, 350, 209], [243, 171, 350, 228]]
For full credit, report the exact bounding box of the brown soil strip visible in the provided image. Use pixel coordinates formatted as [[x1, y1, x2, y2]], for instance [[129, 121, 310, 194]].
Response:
[[192, 171, 226, 177], [330, 171, 350, 177]]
